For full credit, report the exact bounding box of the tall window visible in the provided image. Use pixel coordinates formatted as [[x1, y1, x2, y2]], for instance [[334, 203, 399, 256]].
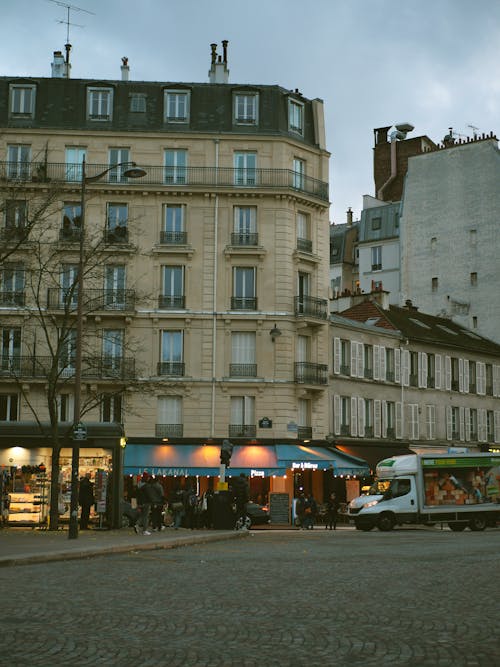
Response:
[[104, 265, 126, 309], [296, 212, 311, 252], [57, 394, 74, 422], [386, 348, 395, 382], [157, 396, 183, 436], [162, 204, 186, 244], [102, 394, 123, 423], [234, 152, 256, 186], [340, 339, 350, 375], [297, 272, 310, 314], [432, 277, 438, 292], [231, 332, 256, 377], [365, 399, 374, 437], [0, 264, 25, 306], [129, 94, 146, 113], [159, 331, 183, 376], [233, 206, 257, 245], [161, 266, 184, 309], [165, 91, 190, 122], [232, 267, 256, 310], [60, 263, 78, 308], [65, 147, 86, 182], [106, 204, 128, 242], [1, 328, 21, 372], [9, 85, 35, 117], [108, 148, 130, 183], [60, 330, 77, 377], [164, 149, 187, 184], [87, 87, 113, 120], [426, 405, 436, 440], [371, 246, 382, 270], [7, 145, 31, 179], [288, 99, 304, 135], [0, 395, 18, 421], [234, 93, 258, 124], [230, 396, 255, 437], [385, 401, 396, 438], [102, 330, 124, 374], [297, 398, 312, 438], [61, 203, 81, 240], [340, 396, 350, 435], [364, 345, 374, 379], [5, 200, 27, 231], [292, 158, 305, 189]]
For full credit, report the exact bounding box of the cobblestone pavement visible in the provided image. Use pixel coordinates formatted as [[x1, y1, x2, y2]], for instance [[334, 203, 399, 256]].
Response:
[[1, 527, 499, 667]]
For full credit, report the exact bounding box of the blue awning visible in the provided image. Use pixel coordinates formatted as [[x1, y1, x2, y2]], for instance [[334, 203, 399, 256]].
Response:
[[275, 444, 369, 475]]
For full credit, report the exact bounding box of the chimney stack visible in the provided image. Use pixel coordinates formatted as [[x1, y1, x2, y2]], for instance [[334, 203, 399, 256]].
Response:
[[51, 50, 70, 78], [121, 57, 129, 81], [346, 207, 353, 226], [208, 40, 230, 83]]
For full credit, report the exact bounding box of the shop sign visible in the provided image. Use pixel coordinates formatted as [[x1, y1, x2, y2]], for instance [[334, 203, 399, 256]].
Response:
[[292, 461, 319, 470], [258, 417, 272, 428], [94, 469, 108, 514], [287, 422, 298, 432], [146, 467, 189, 477], [72, 422, 87, 441], [250, 469, 265, 478]]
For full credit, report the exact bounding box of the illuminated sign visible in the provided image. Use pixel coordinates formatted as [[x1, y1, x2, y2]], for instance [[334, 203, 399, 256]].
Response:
[[291, 462, 319, 470], [251, 469, 265, 478]]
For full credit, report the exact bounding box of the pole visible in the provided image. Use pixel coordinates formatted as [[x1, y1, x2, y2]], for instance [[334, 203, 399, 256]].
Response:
[[68, 158, 86, 539]]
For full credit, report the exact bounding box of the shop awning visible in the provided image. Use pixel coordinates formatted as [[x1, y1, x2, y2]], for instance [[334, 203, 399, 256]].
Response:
[[275, 444, 369, 475], [335, 443, 411, 471]]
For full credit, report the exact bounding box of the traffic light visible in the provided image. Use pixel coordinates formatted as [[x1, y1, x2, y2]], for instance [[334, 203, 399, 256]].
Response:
[[220, 439, 234, 467]]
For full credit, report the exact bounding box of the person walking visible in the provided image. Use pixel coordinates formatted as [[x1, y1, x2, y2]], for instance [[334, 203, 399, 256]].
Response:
[[232, 473, 249, 529], [184, 485, 198, 530], [149, 476, 166, 532], [325, 492, 340, 530], [134, 472, 152, 535], [78, 472, 94, 530], [168, 485, 184, 529], [303, 493, 317, 530]]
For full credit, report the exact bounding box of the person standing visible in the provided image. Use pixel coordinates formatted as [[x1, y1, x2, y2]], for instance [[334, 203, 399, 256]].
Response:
[[168, 485, 184, 529], [232, 473, 249, 529], [303, 493, 317, 530], [325, 492, 340, 530], [134, 472, 152, 535], [149, 476, 166, 532], [78, 472, 94, 530]]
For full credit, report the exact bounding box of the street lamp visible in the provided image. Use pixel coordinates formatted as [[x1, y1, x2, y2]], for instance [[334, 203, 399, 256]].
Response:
[[68, 159, 146, 539]]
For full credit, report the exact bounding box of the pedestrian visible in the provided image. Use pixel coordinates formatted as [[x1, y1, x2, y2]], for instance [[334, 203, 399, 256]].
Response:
[[184, 485, 198, 530], [148, 476, 166, 532], [78, 472, 94, 530], [296, 492, 306, 529], [134, 472, 152, 535], [325, 492, 340, 530], [232, 473, 249, 529], [303, 493, 317, 530], [168, 485, 184, 529]]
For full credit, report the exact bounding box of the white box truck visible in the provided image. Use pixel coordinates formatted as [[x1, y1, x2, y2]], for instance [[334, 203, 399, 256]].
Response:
[[346, 453, 500, 532]]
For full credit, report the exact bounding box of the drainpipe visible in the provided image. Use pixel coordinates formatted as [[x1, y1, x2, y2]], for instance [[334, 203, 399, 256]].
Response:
[[377, 136, 397, 200], [210, 139, 220, 438]]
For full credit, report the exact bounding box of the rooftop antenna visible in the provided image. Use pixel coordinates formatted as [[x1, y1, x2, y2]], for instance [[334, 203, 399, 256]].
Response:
[[467, 124, 479, 139], [47, 0, 95, 75]]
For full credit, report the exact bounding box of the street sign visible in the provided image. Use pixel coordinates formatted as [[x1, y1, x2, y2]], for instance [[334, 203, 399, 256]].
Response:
[[72, 422, 87, 441], [259, 417, 272, 428]]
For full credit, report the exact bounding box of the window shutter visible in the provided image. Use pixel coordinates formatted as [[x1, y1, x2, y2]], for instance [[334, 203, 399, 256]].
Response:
[[333, 395, 341, 435], [395, 402, 403, 439], [357, 343, 364, 379], [394, 348, 401, 384], [419, 352, 428, 388], [402, 349, 410, 387], [374, 400, 381, 438], [333, 337, 340, 374], [463, 359, 469, 394], [478, 409, 486, 442], [381, 400, 387, 438], [350, 341, 358, 377], [446, 406, 453, 440], [379, 346, 386, 381], [494, 411, 500, 443], [426, 404, 435, 440], [445, 356, 452, 391], [350, 396, 358, 436], [435, 354, 442, 390], [458, 358, 464, 393], [357, 397, 365, 437], [492, 365, 499, 397], [459, 406, 465, 441], [373, 345, 380, 380], [464, 407, 471, 441], [477, 362, 485, 395]]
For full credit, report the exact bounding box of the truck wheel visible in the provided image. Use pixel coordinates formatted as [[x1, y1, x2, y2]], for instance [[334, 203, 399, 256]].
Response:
[[354, 519, 374, 531], [469, 516, 487, 531], [449, 522, 467, 532], [377, 513, 395, 531]]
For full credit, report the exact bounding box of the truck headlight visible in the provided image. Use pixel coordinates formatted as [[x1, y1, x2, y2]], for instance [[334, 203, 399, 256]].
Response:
[[363, 499, 379, 508]]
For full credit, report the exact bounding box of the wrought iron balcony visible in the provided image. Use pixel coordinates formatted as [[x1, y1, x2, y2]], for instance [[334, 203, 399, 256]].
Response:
[[294, 295, 328, 319], [231, 232, 259, 246], [0, 355, 135, 380], [386, 428, 396, 439], [59, 227, 82, 242], [229, 363, 257, 378], [340, 425, 350, 436], [155, 423, 184, 438], [104, 228, 129, 244], [296, 238, 312, 253], [47, 288, 136, 312], [294, 362, 328, 385], [230, 297, 257, 310], [0, 291, 25, 307], [0, 226, 27, 242], [340, 364, 350, 375], [157, 361, 185, 377], [159, 231, 188, 245], [158, 295, 185, 309], [228, 424, 257, 438], [297, 426, 312, 439], [0, 162, 329, 202]]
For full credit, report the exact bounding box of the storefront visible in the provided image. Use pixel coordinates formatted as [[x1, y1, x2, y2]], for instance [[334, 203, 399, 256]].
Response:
[[0, 422, 124, 529]]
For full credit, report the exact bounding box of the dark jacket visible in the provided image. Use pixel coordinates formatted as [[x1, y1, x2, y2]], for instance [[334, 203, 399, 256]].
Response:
[[147, 480, 164, 505], [78, 477, 94, 507]]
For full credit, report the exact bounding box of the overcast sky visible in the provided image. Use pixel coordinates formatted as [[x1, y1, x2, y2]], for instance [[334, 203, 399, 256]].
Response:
[[2, 0, 500, 223]]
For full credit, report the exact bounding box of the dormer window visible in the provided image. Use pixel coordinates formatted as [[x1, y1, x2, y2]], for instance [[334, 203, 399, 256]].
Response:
[[87, 87, 113, 121], [129, 93, 146, 113], [234, 93, 258, 125], [164, 90, 190, 123], [9, 84, 36, 118], [288, 98, 304, 135]]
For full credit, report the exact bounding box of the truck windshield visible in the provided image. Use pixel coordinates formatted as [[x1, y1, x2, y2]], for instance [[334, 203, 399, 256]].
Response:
[[366, 480, 391, 495]]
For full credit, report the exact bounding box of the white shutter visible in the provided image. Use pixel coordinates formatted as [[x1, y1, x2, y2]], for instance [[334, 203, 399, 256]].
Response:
[[458, 358, 464, 393], [350, 396, 358, 436], [395, 348, 401, 384], [357, 343, 364, 379], [381, 400, 387, 438], [419, 352, 428, 388], [357, 397, 365, 437], [373, 346, 380, 381], [350, 341, 358, 377], [402, 349, 410, 387], [463, 359, 469, 394], [478, 409, 486, 442], [494, 411, 500, 443], [477, 362, 485, 395], [435, 354, 442, 390], [426, 404, 436, 440], [333, 337, 341, 375], [493, 365, 500, 397], [445, 356, 452, 391], [459, 406, 465, 441], [333, 395, 341, 435], [409, 404, 419, 440], [379, 346, 386, 381], [374, 400, 382, 438], [446, 406, 453, 440], [395, 401, 403, 439], [464, 407, 471, 441]]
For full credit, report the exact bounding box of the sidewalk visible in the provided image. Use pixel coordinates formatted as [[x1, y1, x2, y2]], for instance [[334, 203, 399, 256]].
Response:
[[0, 526, 248, 567]]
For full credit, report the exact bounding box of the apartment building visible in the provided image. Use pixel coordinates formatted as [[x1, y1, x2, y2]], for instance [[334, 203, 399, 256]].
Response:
[[0, 44, 368, 523]]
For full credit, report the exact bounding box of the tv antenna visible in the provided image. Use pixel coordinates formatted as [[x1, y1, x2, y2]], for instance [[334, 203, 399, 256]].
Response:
[[47, 0, 95, 70], [467, 124, 479, 139]]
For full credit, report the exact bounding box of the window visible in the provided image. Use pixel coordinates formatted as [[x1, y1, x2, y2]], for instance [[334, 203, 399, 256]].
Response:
[[297, 272, 310, 315], [470, 229, 477, 245], [7, 145, 31, 179], [1, 328, 21, 372], [364, 399, 374, 437], [385, 401, 396, 438], [0, 395, 18, 421], [469, 361, 477, 393], [292, 158, 305, 190], [234, 152, 256, 186], [451, 357, 459, 391], [162, 204, 186, 244], [60, 329, 77, 377], [427, 353, 435, 388], [164, 149, 187, 184], [371, 246, 382, 271], [297, 398, 312, 439], [470, 272, 478, 286], [57, 394, 74, 422], [87, 87, 113, 120], [230, 332, 256, 377], [486, 364, 493, 396], [129, 93, 146, 113], [408, 404, 419, 439], [60, 264, 78, 308], [102, 330, 124, 375], [105, 265, 127, 309], [487, 410, 494, 441], [160, 266, 185, 309], [340, 339, 350, 375], [0, 264, 25, 306], [288, 98, 304, 135], [340, 396, 350, 435], [229, 396, 256, 437], [156, 396, 183, 437], [164, 90, 190, 122], [386, 348, 395, 382], [426, 405, 436, 440], [296, 212, 311, 252], [432, 277, 438, 292], [371, 217, 382, 231], [469, 409, 478, 441], [9, 85, 35, 117], [106, 204, 128, 243], [232, 267, 256, 310], [409, 351, 418, 387], [108, 148, 130, 183], [102, 394, 123, 423], [233, 206, 257, 245], [364, 345, 373, 379], [234, 93, 258, 125], [472, 316, 478, 329], [451, 406, 460, 440], [159, 331, 184, 376], [5, 200, 27, 231], [65, 147, 86, 182], [61, 203, 81, 241]]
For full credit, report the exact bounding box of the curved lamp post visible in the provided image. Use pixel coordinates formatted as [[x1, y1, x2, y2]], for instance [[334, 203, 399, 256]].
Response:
[[68, 159, 146, 539]]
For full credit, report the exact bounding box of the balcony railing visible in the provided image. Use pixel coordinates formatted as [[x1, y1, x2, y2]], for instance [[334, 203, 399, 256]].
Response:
[[294, 362, 328, 385], [159, 231, 188, 245], [410, 374, 418, 387], [1, 226, 27, 242], [296, 238, 312, 253], [0, 355, 135, 379], [228, 424, 257, 438], [340, 425, 350, 436], [364, 368, 373, 380], [157, 361, 185, 376], [230, 297, 257, 311], [0, 291, 25, 307], [158, 295, 185, 309], [231, 232, 259, 246], [297, 426, 312, 439], [0, 162, 329, 202], [340, 364, 350, 375], [155, 423, 184, 438], [59, 227, 82, 242], [294, 295, 328, 320], [47, 288, 136, 312], [386, 371, 395, 382], [364, 426, 374, 438], [104, 228, 129, 244], [386, 428, 396, 439], [229, 363, 257, 378]]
